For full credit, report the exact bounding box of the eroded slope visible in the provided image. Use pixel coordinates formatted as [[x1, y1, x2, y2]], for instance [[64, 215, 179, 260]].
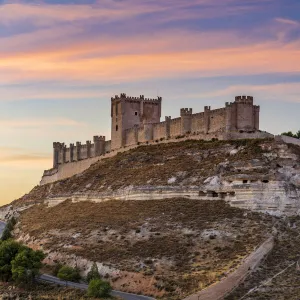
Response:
[[15, 198, 274, 299]]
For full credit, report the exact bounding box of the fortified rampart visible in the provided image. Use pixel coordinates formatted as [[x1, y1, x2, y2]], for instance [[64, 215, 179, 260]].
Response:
[[41, 94, 265, 185]]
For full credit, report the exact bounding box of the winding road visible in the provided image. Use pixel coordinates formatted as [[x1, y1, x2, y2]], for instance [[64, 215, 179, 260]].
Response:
[[0, 221, 6, 238], [0, 220, 155, 300], [38, 274, 155, 300]]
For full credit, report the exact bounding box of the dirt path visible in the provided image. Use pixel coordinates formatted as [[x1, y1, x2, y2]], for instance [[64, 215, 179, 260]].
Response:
[[183, 236, 274, 300]]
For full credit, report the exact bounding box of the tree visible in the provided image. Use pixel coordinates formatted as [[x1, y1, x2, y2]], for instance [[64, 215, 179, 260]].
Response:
[[87, 262, 101, 283], [281, 131, 295, 138], [57, 265, 81, 284], [281, 131, 300, 139], [1, 217, 17, 241], [0, 240, 22, 282], [87, 278, 112, 298], [11, 248, 45, 285], [0, 240, 45, 285]]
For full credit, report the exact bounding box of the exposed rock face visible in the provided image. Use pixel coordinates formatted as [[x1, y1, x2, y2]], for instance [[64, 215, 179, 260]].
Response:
[[6, 138, 300, 216]]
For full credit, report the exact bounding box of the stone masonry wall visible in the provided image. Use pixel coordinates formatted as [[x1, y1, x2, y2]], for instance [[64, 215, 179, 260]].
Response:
[[153, 122, 166, 140], [191, 113, 205, 133], [45, 95, 263, 184], [125, 127, 137, 146], [169, 117, 182, 137], [209, 108, 226, 133]]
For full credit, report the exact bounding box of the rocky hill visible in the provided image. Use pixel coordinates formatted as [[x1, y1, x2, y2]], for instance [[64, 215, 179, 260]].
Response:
[[10, 138, 300, 213], [4, 138, 300, 299]]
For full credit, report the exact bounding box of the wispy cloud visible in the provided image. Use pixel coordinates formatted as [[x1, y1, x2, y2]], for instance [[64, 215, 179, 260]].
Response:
[[0, 0, 268, 26], [1, 39, 300, 85], [275, 18, 300, 26], [0, 147, 51, 168], [0, 118, 86, 128], [189, 82, 300, 103]]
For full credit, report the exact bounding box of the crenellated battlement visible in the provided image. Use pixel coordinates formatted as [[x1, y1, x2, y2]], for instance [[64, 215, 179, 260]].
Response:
[[47, 93, 261, 180], [180, 108, 193, 116], [235, 95, 254, 104], [93, 135, 105, 142], [111, 93, 162, 104]]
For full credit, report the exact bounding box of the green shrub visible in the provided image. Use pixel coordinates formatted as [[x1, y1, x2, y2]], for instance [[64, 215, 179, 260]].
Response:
[[11, 247, 45, 285], [0, 239, 45, 284], [87, 262, 101, 283], [57, 265, 81, 283], [1, 217, 17, 241], [87, 278, 112, 298]]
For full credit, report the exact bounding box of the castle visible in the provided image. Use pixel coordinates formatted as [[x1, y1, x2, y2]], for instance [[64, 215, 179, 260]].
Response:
[[42, 93, 271, 185]]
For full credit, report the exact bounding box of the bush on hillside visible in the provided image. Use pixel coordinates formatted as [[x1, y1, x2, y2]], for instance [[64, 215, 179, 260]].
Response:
[[87, 278, 112, 298], [1, 217, 17, 241], [86, 262, 101, 283], [11, 247, 45, 285], [0, 239, 45, 285], [57, 265, 81, 283], [281, 130, 300, 139]]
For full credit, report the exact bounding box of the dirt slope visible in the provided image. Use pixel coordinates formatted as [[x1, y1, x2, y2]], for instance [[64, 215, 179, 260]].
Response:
[[15, 198, 274, 299]]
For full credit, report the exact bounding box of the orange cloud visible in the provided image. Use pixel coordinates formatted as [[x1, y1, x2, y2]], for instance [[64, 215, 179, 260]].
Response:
[[1, 38, 299, 85], [0, 147, 51, 168], [0, 118, 87, 128]]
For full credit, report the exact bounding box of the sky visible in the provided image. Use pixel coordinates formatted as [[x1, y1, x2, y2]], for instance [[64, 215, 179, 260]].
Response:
[[0, 0, 300, 205]]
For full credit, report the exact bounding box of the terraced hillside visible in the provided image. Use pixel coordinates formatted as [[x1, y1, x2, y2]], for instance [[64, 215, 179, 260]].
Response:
[[15, 199, 274, 299]]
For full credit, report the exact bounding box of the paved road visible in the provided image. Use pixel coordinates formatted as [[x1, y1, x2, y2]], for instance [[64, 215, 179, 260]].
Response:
[[0, 220, 6, 238], [39, 274, 156, 300]]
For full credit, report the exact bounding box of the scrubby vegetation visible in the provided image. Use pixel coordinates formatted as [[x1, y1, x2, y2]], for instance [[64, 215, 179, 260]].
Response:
[[1, 217, 16, 241], [0, 239, 45, 285], [17, 198, 274, 299], [0, 281, 111, 299], [57, 265, 81, 283], [88, 279, 112, 298], [13, 138, 274, 207], [226, 216, 300, 300], [87, 262, 101, 283], [9, 138, 300, 299], [281, 130, 300, 139]]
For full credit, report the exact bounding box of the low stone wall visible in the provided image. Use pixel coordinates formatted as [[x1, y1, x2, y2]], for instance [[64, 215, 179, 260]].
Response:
[[41, 131, 273, 185], [183, 236, 274, 300]]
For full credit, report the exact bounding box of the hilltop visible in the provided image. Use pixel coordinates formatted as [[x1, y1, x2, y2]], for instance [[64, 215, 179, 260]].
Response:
[[3, 138, 300, 299]]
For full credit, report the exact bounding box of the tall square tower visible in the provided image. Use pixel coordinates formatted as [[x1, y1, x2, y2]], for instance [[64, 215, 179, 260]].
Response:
[[111, 93, 162, 150]]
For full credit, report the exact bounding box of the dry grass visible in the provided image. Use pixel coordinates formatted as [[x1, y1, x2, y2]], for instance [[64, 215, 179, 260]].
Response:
[[226, 216, 300, 300], [13, 138, 274, 207], [0, 282, 109, 300], [18, 198, 274, 299]]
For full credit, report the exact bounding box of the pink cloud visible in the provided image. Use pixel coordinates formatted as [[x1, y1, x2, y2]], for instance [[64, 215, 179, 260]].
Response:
[[0, 0, 270, 27], [0, 36, 299, 85]]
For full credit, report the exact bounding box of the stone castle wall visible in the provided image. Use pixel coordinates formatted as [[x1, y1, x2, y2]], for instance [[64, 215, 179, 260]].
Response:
[[43, 94, 264, 185], [41, 130, 274, 185]]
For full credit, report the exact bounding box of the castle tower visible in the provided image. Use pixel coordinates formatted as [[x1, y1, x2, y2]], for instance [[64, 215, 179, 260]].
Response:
[[204, 106, 211, 134], [225, 96, 259, 132], [111, 93, 162, 150], [180, 108, 193, 134]]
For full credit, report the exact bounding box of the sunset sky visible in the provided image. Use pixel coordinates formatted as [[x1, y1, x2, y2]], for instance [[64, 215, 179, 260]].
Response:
[[0, 0, 300, 205]]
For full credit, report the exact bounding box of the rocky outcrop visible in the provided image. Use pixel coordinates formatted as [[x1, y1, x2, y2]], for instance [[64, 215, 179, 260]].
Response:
[[5, 138, 300, 216]]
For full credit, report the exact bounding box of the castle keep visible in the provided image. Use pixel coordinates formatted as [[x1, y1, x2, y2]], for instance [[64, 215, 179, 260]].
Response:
[[43, 94, 267, 185]]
